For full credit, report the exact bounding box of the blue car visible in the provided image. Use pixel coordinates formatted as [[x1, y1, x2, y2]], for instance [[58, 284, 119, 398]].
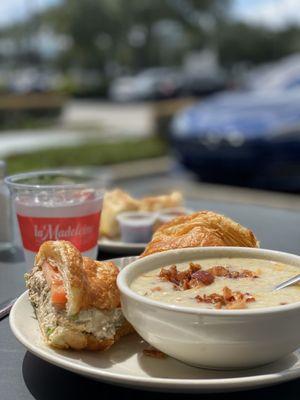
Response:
[[171, 90, 300, 192]]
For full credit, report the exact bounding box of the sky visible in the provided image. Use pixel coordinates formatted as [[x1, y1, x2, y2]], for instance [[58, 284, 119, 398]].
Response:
[[0, 0, 300, 29], [0, 0, 59, 27], [233, 0, 300, 28]]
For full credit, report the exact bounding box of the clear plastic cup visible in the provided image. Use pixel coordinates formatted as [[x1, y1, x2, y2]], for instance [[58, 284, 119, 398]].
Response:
[[5, 170, 107, 268]]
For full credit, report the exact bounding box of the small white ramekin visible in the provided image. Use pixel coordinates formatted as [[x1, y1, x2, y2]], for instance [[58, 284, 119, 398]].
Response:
[[116, 211, 156, 243], [117, 247, 300, 369]]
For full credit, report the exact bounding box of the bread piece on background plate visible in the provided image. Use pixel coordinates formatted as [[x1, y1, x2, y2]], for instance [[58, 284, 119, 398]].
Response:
[[100, 189, 139, 238], [138, 191, 183, 211], [100, 189, 183, 239]]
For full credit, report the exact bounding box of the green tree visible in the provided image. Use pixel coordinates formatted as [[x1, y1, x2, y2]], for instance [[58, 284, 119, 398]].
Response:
[[43, 0, 228, 71], [216, 22, 300, 68]]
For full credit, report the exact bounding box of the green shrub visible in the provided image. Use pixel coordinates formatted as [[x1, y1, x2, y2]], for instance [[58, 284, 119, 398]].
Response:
[[6, 137, 167, 174]]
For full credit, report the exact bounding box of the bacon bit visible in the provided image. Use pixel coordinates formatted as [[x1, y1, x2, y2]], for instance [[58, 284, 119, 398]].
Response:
[[223, 286, 234, 302], [151, 286, 162, 292], [159, 263, 257, 292], [207, 265, 258, 279], [195, 293, 225, 305], [191, 270, 215, 286], [158, 263, 257, 293], [190, 262, 201, 270], [195, 286, 256, 309], [159, 263, 206, 290], [143, 347, 167, 359], [207, 266, 228, 277]]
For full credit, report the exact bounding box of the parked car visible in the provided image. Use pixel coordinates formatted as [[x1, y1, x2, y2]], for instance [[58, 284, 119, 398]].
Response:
[[182, 49, 227, 96], [171, 90, 300, 192], [244, 53, 300, 92], [182, 73, 227, 96], [109, 64, 227, 102], [109, 67, 184, 102], [8, 68, 61, 93]]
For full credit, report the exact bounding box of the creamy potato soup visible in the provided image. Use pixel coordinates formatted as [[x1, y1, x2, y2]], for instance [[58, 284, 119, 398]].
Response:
[[131, 258, 300, 309]]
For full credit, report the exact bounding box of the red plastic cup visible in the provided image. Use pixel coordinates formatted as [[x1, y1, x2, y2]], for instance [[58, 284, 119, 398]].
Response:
[[6, 170, 107, 268]]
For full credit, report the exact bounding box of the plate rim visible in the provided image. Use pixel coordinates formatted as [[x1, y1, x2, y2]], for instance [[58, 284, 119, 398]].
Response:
[[9, 291, 300, 391], [97, 238, 147, 254], [98, 237, 146, 251]]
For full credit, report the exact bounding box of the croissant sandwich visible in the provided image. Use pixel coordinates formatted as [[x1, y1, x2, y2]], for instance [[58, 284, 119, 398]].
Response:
[[141, 211, 259, 257], [25, 240, 132, 350]]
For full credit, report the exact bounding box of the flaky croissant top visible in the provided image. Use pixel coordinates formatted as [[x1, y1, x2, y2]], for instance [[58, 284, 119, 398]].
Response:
[[141, 211, 259, 257]]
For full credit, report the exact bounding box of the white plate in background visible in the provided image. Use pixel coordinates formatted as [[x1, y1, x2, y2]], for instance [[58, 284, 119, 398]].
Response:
[[98, 237, 146, 254]]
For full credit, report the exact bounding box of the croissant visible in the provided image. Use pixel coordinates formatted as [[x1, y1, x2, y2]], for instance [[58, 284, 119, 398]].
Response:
[[141, 211, 259, 257], [26, 241, 132, 350]]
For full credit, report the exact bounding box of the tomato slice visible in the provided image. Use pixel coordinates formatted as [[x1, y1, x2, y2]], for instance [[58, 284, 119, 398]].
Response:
[[42, 262, 67, 307]]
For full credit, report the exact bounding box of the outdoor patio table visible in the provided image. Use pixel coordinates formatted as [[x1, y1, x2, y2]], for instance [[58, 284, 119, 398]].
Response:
[[1, 197, 300, 400]]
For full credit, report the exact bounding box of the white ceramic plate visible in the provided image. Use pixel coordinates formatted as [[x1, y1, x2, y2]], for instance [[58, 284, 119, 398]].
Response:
[[98, 237, 145, 254], [10, 291, 300, 393]]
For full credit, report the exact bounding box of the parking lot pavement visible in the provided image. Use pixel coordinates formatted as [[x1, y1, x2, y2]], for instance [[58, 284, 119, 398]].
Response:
[[0, 129, 104, 158], [62, 100, 154, 138], [0, 101, 156, 158]]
